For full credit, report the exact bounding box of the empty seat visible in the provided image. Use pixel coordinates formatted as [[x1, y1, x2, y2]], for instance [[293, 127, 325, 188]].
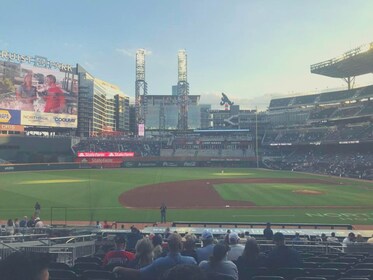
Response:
[[76, 257, 102, 265], [355, 264, 373, 270], [295, 277, 327, 280], [73, 262, 102, 274], [49, 269, 78, 280], [307, 257, 330, 263], [321, 263, 351, 271], [338, 258, 358, 265], [309, 268, 341, 280], [275, 268, 307, 280], [344, 269, 373, 280], [81, 270, 115, 280], [49, 262, 71, 270], [252, 276, 285, 280]]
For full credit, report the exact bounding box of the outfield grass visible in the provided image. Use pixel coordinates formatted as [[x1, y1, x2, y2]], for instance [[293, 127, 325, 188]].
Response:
[[0, 168, 372, 225]]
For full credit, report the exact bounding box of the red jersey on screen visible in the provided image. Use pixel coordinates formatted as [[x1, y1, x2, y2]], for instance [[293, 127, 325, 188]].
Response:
[[44, 85, 65, 113], [102, 250, 135, 266]]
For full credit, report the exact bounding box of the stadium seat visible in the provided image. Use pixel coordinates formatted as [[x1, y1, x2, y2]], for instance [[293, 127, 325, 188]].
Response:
[[337, 257, 359, 265], [76, 256, 102, 265], [301, 262, 319, 269], [49, 269, 78, 280], [321, 262, 351, 271], [206, 272, 237, 280], [252, 276, 285, 280], [275, 268, 307, 280], [307, 257, 330, 263], [73, 262, 102, 274], [344, 269, 373, 280], [295, 277, 327, 280], [81, 270, 115, 280], [49, 262, 71, 270], [309, 268, 341, 280], [355, 264, 373, 270]]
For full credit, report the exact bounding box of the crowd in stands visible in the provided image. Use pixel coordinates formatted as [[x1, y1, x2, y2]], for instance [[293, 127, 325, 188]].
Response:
[[262, 124, 372, 145], [1, 224, 373, 280], [72, 139, 162, 157], [263, 148, 373, 180]]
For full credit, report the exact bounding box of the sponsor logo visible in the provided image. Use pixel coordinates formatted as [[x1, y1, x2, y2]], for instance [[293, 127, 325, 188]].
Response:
[[54, 117, 76, 123], [24, 115, 48, 121], [162, 162, 178, 167], [138, 162, 157, 167], [0, 110, 11, 123], [4, 166, 15, 171], [184, 162, 197, 167]]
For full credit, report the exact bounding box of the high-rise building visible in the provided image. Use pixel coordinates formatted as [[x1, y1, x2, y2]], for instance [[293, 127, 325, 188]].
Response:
[[77, 65, 129, 137]]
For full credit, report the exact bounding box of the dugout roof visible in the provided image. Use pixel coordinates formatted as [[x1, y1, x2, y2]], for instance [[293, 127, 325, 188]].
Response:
[[310, 42, 373, 78]]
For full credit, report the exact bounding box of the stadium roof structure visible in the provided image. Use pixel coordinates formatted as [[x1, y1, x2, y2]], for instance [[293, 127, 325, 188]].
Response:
[[310, 42, 373, 80]]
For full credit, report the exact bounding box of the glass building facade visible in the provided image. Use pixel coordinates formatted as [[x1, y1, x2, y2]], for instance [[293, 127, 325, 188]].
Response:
[[77, 65, 129, 137]]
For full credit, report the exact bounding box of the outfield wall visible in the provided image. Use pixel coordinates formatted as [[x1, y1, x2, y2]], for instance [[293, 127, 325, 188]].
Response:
[[0, 157, 259, 172]]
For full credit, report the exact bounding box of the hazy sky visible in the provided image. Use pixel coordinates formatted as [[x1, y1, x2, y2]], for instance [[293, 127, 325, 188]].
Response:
[[1, 0, 373, 110]]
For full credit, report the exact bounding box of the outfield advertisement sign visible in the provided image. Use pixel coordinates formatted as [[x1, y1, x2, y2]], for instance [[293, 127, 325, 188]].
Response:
[[0, 109, 21, 124], [21, 111, 77, 128], [77, 152, 135, 158]]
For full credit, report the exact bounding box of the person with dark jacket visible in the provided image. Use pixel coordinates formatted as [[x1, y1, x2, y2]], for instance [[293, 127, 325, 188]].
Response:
[[267, 232, 302, 269]]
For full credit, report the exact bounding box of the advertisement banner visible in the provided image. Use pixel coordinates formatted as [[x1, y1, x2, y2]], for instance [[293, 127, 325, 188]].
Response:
[[0, 124, 24, 132], [77, 152, 135, 158], [0, 109, 21, 124], [21, 111, 77, 128]]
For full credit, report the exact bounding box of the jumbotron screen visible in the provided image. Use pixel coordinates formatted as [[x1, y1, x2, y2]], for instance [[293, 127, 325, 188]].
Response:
[[0, 61, 78, 128]]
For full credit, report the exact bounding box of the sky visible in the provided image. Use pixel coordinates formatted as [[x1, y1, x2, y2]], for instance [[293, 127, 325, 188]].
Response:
[[1, 0, 373, 110]]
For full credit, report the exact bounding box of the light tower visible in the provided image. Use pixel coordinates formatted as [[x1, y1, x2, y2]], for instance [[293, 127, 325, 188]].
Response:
[[135, 49, 148, 135], [177, 49, 189, 131]]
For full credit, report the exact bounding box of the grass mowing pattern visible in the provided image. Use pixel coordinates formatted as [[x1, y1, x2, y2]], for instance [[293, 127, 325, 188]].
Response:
[[214, 183, 373, 206], [0, 168, 372, 224]]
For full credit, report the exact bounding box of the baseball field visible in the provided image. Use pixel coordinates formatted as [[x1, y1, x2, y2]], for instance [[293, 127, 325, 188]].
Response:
[[1, 168, 372, 225]]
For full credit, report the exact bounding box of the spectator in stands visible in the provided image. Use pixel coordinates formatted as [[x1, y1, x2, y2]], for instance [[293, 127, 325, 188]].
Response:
[[343, 232, 356, 246], [0, 251, 50, 280], [236, 237, 267, 280], [199, 241, 238, 280], [14, 218, 20, 229], [161, 264, 207, 280], [356, 233, 365, 242], [27, 215, 35, 227], [127, 226, 143, 252], [34, 217, 44, 228], [263, 222, 273, 240], [196, 230, 215, 263], [102, 235, 135, 267], [367, 234, 373, 243], [20, 216, 28, 228], [114, 233, 196, 280], [227, 232, 245, 261], [326, 232, 339, 243], [181, 234, 198, 262], [96, 220, 102, 229], [152, 234, 164, 259], [164, 227, 171, 239], [224, 229, 231, 244], [103, 220, 111, 229], [5, 219, 15, 235], [127, 238, 154, 269], [267, 232, 302, 269], [291, 232, 302, 243]]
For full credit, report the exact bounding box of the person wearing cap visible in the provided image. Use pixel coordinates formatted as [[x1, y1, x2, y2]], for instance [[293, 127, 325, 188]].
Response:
[[199, 241, 238, 280], [196, 230, 215, 263], [263, 222, 273, 240], [227, 232, 245, 261], [266, 232, 302, 269], [102, 235, 135, 267]]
